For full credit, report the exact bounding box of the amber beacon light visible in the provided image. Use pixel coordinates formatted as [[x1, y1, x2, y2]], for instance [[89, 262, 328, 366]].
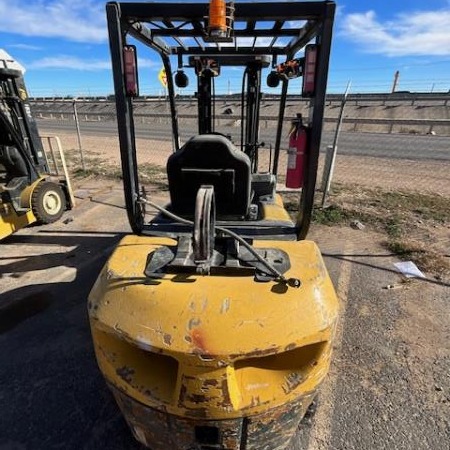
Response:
[[208, 0, 227, 37]]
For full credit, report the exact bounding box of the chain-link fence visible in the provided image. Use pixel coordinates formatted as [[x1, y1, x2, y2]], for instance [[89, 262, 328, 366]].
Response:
[[30, 94, 450, 278], [30, 94, 450, 197]]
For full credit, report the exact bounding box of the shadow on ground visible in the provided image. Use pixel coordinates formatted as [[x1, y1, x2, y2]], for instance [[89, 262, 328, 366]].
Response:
[[0, 232, 143, 449]]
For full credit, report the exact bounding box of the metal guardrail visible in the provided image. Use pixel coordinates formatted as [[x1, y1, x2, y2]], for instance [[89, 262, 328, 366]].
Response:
[[325, 92, 450, 104], [29, 92, 450, 104], [32, 110, 450, 129], [324, 117, 450, 134], [31, 93, 450, 136]]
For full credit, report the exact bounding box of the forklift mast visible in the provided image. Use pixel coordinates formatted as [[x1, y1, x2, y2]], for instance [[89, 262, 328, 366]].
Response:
[[193, 54, 266, 167], [242, 61, 263, 170], [0, 60, 48, 177]]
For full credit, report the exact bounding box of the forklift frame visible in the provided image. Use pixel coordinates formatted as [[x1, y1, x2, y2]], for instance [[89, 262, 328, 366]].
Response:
[[0, 64, 74, 239], [106, 1, 335, 239], [0, 68, 48, 183]]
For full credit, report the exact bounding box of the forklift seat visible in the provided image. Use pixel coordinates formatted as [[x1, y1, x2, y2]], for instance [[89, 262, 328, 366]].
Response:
[[0, 146, 28, 178], [167, 134, 251, 217]]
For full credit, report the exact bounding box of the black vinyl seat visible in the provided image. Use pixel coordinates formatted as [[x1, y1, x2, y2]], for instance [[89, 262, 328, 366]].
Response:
[[167, 134, 251, 218], [0, 145, 28, 179]]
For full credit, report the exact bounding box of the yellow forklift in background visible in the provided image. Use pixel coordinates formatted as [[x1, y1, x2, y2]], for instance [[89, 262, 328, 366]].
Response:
[[89, 1, 338, 449], [0, 51, 74, 240]]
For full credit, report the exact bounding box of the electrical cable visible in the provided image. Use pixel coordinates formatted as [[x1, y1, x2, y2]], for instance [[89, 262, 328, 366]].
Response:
[[137, 196, 300, 287]]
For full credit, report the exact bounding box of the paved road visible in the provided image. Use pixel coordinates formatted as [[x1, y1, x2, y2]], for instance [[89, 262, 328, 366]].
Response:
[[1, 183, 448, 449], [37, 119, 450, 162]]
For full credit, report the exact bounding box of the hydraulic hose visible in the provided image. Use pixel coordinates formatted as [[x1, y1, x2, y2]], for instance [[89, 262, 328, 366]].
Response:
[[138, 196, 300, 287]]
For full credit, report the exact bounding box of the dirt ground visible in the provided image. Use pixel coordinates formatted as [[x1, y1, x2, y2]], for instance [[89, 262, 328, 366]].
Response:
[[45, 132, 450, 196]]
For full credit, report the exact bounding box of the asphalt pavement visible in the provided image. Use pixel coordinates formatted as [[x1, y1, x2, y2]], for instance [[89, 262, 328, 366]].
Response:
[[36, 119, 450, 162], [1, 184, 449, 450]]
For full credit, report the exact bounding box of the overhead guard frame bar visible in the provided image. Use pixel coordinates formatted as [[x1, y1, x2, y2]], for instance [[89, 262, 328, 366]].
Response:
[[106, 1, 336, 240]]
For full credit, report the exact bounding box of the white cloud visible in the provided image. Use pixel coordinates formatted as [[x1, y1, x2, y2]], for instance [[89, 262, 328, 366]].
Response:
[[137, 59, 158, 69], [8, 44, 42, 51], [340, 9, 450, 56], [29, 56, 110, 71], [286, 20, 307, 29], [0, 0, 107, 43], [28, 55, 157, 71], [219, 36, 274, 48]]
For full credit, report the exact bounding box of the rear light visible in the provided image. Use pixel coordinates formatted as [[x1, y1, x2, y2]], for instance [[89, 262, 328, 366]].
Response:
[[302, 44, 318, 97], [123, 45, 139, 97]]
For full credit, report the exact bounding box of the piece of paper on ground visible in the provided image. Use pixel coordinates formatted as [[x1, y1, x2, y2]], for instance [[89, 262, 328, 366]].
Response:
[[394, 261, 425, 279]]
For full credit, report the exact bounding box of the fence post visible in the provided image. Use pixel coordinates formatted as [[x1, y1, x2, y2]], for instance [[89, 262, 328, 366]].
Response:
[[72, 100, 86, 171], [321, 81, 351, 207], [321, 145, 334, 192]]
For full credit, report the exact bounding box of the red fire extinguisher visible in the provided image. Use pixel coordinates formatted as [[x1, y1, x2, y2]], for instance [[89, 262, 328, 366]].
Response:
[[286, 114, 307, 188]]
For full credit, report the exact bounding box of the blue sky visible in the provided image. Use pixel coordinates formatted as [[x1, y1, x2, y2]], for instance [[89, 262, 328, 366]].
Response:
[[1, 0, 449, 96]]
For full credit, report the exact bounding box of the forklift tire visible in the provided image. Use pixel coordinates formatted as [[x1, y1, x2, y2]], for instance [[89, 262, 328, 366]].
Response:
[[31, 181, 66, 224], [298, 396, 319, 428]]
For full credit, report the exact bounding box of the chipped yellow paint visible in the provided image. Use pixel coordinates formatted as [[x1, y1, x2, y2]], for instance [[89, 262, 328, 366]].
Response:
[[260, 193, 293, 222], [89, 235, 339, 420], [0, 207, 37, 240]]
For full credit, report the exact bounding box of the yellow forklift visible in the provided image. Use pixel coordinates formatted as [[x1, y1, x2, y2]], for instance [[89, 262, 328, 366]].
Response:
[[89, 1, 338, 449], [0, 53, 74, 240]]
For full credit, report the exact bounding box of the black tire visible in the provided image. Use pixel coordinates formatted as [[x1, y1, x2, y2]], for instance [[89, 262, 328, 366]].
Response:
[[299, 396, 319, 428], [31, 181, 66, 224]]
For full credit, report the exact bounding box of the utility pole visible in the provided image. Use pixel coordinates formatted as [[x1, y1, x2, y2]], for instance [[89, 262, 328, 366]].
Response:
[[391, 70, 400, 93], [72, 100, 86, 171]]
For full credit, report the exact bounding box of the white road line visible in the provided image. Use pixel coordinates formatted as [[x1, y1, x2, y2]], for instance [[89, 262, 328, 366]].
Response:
[[307, 244, 353, 450]]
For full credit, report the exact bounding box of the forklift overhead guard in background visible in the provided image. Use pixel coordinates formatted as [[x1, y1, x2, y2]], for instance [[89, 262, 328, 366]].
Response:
[[0, 50, 73, 240]]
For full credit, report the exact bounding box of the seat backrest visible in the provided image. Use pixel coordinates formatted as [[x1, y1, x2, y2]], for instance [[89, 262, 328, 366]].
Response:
[[167, 134, 251, 218], [0, 145, 28, 178]]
